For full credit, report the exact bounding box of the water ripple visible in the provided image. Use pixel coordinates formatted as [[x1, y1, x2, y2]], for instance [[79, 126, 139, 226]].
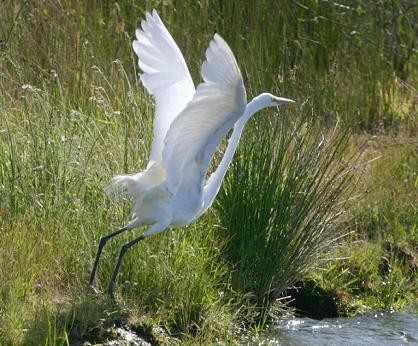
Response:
[[270, 308, 417, 345]]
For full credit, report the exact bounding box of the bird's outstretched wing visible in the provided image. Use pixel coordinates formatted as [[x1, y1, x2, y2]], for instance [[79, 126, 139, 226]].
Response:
[[133, 9, 195, 165], [162, 34, 247, 193]]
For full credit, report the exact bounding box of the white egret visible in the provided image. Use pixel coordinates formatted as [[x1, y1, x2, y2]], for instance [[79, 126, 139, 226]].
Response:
[[89, 9, 295, 297]]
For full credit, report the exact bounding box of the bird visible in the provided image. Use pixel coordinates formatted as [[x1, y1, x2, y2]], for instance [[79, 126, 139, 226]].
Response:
[[89, 9, 295, 297]]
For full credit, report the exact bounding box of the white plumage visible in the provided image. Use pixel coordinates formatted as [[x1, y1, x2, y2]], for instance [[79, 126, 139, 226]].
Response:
[[132, 10, 195, 165], [89, 9, 295, 297]]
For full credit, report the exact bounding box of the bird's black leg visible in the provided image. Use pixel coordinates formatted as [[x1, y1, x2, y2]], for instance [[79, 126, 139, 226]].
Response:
[[89, 226, 129, 287], [107, 234, 146, 298]]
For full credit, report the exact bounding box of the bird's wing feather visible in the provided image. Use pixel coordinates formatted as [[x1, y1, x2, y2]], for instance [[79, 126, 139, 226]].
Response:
[[162, 34, 246, 193], [133, 10, 195, 164]]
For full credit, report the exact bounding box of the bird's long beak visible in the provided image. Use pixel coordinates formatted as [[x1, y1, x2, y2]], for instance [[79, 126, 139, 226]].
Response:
[[273, 96, 295, 105]]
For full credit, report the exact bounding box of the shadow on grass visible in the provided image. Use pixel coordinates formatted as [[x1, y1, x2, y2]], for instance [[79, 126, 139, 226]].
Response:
[[22, 290, 151, 345], [283, 280, 340, 320]]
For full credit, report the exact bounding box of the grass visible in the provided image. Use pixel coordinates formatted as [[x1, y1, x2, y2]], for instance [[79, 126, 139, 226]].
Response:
[[341, 139, 416, 310], [296, 139, 417, 317], [216, 114, 354, 309], [0, 0, 417, 344]]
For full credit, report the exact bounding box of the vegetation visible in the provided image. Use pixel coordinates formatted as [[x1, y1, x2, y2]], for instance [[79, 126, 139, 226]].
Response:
[[0, 0, 416, 344]]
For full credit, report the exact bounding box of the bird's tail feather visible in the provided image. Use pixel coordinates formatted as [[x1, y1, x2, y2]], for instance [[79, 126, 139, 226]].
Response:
[[108, 163, 166, 199], [108, 174, 145, 199], [108, 162, 168, 221]]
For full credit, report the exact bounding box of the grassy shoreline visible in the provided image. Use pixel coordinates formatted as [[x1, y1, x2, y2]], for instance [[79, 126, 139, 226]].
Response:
[[1, 1, 416, 344]]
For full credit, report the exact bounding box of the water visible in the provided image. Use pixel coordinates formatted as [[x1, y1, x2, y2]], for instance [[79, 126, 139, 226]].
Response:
[[268, 308, 417, 345]]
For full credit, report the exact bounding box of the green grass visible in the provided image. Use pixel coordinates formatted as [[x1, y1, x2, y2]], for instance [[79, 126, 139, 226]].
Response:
[[0, 0, 417, 344], [216, 114, 355, 313], [301, 140, 417, 316]]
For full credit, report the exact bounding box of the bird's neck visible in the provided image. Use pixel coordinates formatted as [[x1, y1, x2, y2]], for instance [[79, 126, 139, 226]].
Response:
[[198, 95, 269, 216]]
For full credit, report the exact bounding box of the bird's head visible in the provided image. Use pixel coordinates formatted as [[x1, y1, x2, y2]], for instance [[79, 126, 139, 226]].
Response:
[[257, 92, 295, 108]]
